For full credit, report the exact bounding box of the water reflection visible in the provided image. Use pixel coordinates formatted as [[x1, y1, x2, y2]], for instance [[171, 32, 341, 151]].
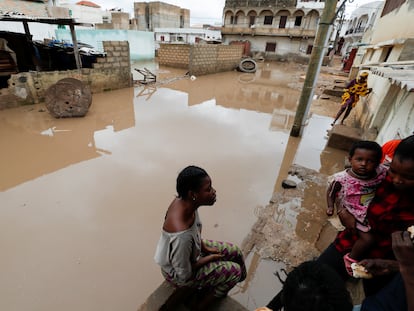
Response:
[[0, 88, 135, 191], [0, 60, 347, 311], [0, 68, 291, 311]]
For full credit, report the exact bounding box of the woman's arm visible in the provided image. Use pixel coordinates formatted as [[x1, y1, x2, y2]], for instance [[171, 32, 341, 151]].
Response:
[[358, 258, 400, 276], [392, 231, 414, 310], [193, 253, 224, 270]]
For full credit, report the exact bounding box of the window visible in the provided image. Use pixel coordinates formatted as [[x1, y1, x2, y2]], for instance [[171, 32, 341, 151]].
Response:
[[381, 0, 406, 17], [264, 16, 273, 25], [294, 16, 302, 26], [279, 16, 287, 28], [160, 35, 165, 42], [230, 16, 238, 25], [265, 42, 276, 52], [366, 49, 374, 61], [249, 16, 256, 26], [380, 46, 393, 62]]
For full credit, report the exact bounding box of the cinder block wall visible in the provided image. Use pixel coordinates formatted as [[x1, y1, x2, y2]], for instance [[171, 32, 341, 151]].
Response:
[[0, 41, 132, 110], [158, 44, 243, 75], [158, 44, 191, 69]]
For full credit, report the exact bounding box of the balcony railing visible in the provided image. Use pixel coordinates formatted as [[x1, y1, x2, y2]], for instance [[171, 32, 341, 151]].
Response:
[[221, 26, 316, 37], [345, 26, 367, 35]]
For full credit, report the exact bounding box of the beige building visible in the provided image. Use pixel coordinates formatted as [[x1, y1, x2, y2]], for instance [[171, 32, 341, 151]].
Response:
[[132, 1, 190, 31], [352, 0, 414, 143], [221, 0, 325, 59]]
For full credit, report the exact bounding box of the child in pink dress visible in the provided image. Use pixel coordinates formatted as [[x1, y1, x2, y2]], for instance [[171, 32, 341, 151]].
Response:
[[326, 140, 387, 275]]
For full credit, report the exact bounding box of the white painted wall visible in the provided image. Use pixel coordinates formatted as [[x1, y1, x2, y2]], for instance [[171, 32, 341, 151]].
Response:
[[296, 0, 325, 10], [0, 21, 58, 41], [223, 35, 308, 55], [56, 29, 154, 60], [376, 91, 414, 143], [370, 1, 414, 44], [154, 28, 221, 44]]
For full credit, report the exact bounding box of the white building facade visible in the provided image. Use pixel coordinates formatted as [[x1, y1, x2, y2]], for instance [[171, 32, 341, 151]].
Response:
[[352, 0, 414, 143], [221, 0, 325, 58]]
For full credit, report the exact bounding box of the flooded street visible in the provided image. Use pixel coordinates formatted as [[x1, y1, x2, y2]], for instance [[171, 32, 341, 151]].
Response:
[[0, 61, 347, 311]]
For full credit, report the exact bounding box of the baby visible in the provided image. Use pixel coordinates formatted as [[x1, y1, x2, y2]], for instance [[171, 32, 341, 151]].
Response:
[[326, 140, 387, 275]]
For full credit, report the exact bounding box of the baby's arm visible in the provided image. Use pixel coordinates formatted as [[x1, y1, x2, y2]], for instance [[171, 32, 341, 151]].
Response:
[[326, 180, 342, 216]]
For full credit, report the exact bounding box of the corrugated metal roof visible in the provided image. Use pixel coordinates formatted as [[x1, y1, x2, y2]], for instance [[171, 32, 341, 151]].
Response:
[[371, 66, 414, 92], [0, 15, 93, 26]]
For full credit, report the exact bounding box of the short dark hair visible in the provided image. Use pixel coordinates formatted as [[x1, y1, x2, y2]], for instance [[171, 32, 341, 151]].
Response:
[[394, 135, 414, 163], [176, 165, 208, 199], [281, 261, 353, 311], [349, 140, 382, 164]]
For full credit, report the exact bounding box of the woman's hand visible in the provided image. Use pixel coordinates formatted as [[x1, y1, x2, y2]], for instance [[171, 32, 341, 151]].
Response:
[[203, 244, 220, 254], [392, 231, 414, 311], [195, 253, 224, 268], [201, 240, 220, 254], [392, 231, 414, 269], [337, 208, 356, 231], [358, 258, 399, 276]]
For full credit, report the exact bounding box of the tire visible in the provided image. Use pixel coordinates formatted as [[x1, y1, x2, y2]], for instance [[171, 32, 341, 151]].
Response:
[[238, 58, 257, 73]]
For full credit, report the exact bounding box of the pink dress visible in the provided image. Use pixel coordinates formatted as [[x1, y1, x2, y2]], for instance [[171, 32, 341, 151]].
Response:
[[328, 165, 387, 232]]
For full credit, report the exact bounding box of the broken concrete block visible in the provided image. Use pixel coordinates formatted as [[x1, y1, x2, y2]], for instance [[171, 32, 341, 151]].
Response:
[[45, 78, 92, 118]]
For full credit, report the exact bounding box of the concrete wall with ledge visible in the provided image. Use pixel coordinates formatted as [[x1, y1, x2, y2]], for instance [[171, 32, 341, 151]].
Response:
[[0, 41, 132, 110], [158, 44, 243, 76]]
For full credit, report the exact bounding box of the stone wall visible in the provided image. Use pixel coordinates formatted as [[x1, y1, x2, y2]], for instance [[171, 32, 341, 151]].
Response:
[[158, 44, 243, 75], [0, 41, 132, 110]]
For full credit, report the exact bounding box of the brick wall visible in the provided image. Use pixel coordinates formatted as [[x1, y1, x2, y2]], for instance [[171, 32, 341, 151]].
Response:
[[158, 44, 243, 75], [0, 41, 132, 110]]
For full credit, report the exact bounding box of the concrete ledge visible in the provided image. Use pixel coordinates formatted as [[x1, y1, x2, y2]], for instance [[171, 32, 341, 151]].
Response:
[[327, 125, 363, 151], [327, 125, 378, 151], [138, 281, 248, 311]]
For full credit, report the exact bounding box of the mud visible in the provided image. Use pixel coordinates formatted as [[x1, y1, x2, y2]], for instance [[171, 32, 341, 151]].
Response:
[[0, 58, 350, 311]]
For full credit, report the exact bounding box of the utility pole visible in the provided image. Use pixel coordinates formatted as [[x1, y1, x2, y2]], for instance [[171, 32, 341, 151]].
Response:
[[290, 0, 339, 137]]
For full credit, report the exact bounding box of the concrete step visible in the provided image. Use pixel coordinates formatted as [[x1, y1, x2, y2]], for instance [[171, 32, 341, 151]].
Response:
[[326, 125, 376, 151], [138, 281, 249, 311]]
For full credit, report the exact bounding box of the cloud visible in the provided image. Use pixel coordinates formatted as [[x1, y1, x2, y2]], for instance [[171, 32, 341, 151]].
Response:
[[66, 0, 224, 24]]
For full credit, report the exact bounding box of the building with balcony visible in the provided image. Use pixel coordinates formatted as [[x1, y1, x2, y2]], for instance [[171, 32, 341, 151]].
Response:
[[342, 1, 384, 56], [351, 0, 414, 143], [221, 0, 326, 59], [154, 26, 221, 49]]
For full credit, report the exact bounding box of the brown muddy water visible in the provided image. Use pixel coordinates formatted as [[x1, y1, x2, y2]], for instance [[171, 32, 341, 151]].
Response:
[[0, 61, 346, 311]]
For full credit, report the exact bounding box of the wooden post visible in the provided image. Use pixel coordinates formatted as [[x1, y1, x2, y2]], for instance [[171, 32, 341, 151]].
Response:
[[290, 0, 338, 137], [69, 23, 82, 70]]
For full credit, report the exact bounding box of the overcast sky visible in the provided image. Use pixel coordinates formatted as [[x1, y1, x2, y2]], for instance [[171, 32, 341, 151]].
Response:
[[66, 0, 382, 25], [69, 0, 226, 25]]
